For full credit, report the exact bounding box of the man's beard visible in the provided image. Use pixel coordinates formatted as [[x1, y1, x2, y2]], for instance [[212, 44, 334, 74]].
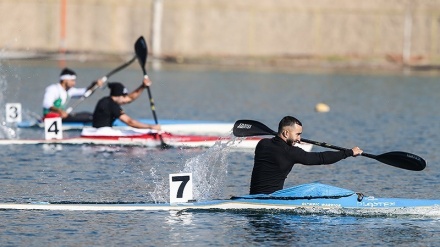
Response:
[[286, 138, 294, 146]]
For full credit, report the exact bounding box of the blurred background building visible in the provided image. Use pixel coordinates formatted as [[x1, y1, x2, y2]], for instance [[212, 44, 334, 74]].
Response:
[[0, 0, 438, 68]]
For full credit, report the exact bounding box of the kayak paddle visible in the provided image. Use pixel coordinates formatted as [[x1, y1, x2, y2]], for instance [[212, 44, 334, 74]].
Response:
[[66, 53, 137, 114], [233, 119, 427, 171], [134, 36, 169, 149]]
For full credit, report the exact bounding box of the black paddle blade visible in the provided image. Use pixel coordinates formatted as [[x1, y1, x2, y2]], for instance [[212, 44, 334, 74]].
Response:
[[134, 36, 148, 73], [372, 151, 426, 171], [160, 142, 173, 150], [233, 120, 277, 137]]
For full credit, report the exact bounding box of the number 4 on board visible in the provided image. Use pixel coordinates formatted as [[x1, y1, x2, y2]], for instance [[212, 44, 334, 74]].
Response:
[[44, 117, 63, 140]]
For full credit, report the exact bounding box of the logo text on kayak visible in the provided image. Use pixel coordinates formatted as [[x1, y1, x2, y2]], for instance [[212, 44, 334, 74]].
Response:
[[407, 154, 421, 161], [237, 123, 252, 129]]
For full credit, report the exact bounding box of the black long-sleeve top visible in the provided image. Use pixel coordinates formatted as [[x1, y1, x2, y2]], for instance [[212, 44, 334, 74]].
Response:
[[249, 136, 353, 195], [92, 97, 123, 128]]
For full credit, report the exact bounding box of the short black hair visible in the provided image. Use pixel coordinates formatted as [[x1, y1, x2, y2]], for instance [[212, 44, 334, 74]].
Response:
[[278, 116, 302, 134]]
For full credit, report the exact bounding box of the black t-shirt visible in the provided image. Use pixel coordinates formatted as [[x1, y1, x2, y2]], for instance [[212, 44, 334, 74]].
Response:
[[92, 96, 124, 128], [249, 136, 353, 195]]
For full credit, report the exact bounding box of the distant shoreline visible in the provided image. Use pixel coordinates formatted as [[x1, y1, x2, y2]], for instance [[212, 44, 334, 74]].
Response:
[[1, 51, 438, 75]]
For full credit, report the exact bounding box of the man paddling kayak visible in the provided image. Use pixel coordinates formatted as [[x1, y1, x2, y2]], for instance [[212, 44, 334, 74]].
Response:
[[42, 68, 104, 122], [250, 116, 363, 195], [91, 76, 161, 130]]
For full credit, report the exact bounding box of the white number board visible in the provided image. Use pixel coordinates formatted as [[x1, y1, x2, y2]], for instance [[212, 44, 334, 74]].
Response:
[[44, 117, 63, 140], [169, 173, 193, 204], [5, 103, 22, 123]]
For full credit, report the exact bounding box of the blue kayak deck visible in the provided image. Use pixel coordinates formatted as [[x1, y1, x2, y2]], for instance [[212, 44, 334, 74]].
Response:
[[17, 118, 231, 128], [234, 183, 355, 200]]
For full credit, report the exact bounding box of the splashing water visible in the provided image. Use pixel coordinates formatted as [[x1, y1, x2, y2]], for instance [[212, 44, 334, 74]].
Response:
[[0, 60, 18, 139], [149, 135, 247, 203], [149, 167, 169, 203], [181, 139, 234, 201], [0, 122, 18, 139]]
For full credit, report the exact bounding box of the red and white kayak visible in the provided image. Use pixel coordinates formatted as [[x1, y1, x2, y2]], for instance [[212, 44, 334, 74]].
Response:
[[0, 127, 314, 151]]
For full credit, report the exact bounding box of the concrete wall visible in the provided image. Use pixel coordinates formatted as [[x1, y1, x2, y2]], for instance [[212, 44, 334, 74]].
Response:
[[1, 0, 440, 64], [0, 0, 152, 54]]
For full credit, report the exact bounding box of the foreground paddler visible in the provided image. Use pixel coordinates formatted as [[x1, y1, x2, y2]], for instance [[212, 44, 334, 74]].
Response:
[[248, 116, 362, 195], [233, 117, 427, 195]]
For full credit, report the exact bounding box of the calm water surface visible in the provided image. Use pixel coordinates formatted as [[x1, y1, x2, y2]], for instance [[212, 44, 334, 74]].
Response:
[[1, 60, 440, 246]]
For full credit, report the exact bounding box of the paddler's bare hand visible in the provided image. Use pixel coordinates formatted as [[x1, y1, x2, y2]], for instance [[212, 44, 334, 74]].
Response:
[[59, 110, 69, 118], [151, 124, 161, 131], [143, 76, 152, 87], [86, 79, 104, 92], [352, 147, 363, 156], [96, 79, 104, 87]]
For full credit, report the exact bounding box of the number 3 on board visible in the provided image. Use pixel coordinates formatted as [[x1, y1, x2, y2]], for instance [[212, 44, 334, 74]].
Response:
[[169, 173, 193, 204], [44, 117, 63, 140], [5, 103, 22, 123]]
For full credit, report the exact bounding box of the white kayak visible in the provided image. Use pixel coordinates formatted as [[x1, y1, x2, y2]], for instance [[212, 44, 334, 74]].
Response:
[[17, 118, 234, 135]]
